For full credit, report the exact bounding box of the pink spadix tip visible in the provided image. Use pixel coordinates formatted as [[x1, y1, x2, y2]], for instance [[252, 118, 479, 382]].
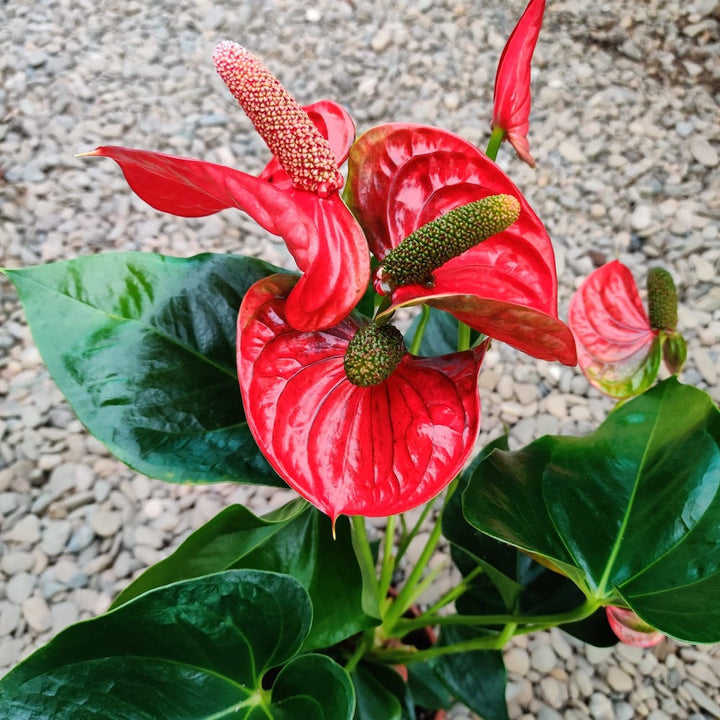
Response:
[[213, 41, 343, 197]]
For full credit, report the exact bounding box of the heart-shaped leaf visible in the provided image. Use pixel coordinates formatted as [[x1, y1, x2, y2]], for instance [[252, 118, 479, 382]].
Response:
[[0, 570, 355, 719], [113, 500, 379, 650], [4, 252, 283, 486], [463, 378, 720, 643], [238, 274, 486, 519], [569, 260, 660, 398], [444, 437, 616, 646]]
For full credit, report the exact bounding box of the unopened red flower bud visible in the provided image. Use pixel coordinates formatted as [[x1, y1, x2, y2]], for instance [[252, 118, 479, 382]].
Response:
[[213, 41, 343, 196], [646, 267, 678, 332], [378, 194, 521, 291], [344, 323, 406, 387]]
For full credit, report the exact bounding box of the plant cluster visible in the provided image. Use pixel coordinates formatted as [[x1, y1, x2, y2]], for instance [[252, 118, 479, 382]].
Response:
[[1, 1, 718, 718]]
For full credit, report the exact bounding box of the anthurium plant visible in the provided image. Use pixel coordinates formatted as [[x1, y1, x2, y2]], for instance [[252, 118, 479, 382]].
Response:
[[1, 0, 719, 718]]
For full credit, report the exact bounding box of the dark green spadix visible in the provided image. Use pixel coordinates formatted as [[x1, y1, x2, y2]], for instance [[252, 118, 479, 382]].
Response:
[[647, 267, 678, 332], [344, 323, 406, 387], [379, 194, 521, 290]]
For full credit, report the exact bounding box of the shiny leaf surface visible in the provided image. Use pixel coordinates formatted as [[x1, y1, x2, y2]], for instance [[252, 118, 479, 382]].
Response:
[[5, 252, 282, 486], [492, 0, 546, 166], [88, 144, 369, 331], [0, 570, 354, 719], [113, 501, 379, 650], [463, 378, 720, 642], [238, 274, 486, 519], [569, 261, 660, 398], [345, 124, 576, 365]]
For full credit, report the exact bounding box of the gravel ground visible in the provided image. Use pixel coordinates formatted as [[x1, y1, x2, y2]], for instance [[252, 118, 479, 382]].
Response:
[[1, 0, 720, 717]]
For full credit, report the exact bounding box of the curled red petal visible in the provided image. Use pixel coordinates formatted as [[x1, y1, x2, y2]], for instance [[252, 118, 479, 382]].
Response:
[[238, 275, 485, 519], [259, 100, 356, 189], [85, 146, 368, 330], [373, 150, 575, 365], [345, 123, 481, 260], [606, 607, 664, 648], [492, 0, 546, 167], [569, 261, 660, 397]]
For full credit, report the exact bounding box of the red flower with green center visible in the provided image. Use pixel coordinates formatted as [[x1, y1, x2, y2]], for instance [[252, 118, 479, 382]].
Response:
[[569, 260, 686, 398], [82, 42, 369, 332], [238, 274, 487, 520], [344, 123, 577, 366], [491, 0, 546, 167]]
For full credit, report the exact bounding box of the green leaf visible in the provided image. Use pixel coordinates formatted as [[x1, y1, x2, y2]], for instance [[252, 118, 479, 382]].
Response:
[[113, 501, 378, 650], [351, 663, 409, 720], [406, 663, 454, 711], [406, 306, 481, 355], [431, 627, 508, 720], [463, 378, 720, 643], [4, 252, 283, 486], [0, 570, 354, 719]]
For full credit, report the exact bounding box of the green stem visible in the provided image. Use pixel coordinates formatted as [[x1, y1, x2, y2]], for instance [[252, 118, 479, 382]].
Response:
[[457, 321, 471, 352], [422, 565, 483, 616], [410, 305, 431, 355], [344, 633, 370, 674], [485, 125, 506, 162], [371, 633, 504, 665], [388, 598, 601, 638], [395, 502, 434, 566], [378, 514, 397, 602], [351, 515, 379, 597], [383, 507, 444, 631]]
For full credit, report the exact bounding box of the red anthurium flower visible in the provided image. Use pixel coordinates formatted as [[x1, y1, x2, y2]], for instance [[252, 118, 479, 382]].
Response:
[[492, 0, 546, 167], [238, 274, 487, 520], [605, 606, 664, 648], [82, 43, 369, 332], [569, 261, 659, 398], [344, 123, 577, 366]]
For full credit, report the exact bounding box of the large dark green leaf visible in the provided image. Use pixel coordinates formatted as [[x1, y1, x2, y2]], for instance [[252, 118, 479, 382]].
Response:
[[431, 627, 508, 720], [463, 378, 720, 643], [113, 500, 378, 650], [444, 435, 615, 646], [0, 570, 354, 719], [4, 252, 284, 486], [352, 663, 411, 720]]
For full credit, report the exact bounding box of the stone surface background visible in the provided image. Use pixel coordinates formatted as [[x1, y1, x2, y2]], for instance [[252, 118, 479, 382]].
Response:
[[1, 0, 719, 717]]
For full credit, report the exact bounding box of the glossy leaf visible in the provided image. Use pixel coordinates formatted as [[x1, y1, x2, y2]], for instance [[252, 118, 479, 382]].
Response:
[[351, 664, 411, 720], [492, 0, 546, 167], [0, 570, 355, 720], [4, 252, 282, 486], [406, 663, 454, 711], [345, 124, 576, 365], [444, 438, 617, 646], [238, 274, 486, 519], [113, 501, 379, 650], [431, 627, 508, 720], [569, 260, 660, 398], [87, 145, 369, 331], [463, 378, 720, 643]]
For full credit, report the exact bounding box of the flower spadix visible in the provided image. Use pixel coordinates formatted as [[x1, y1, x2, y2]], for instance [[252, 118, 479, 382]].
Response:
[[81, 44, 369, 332], [238, 274, 487, 520], [569, 261, 687, 398], [213, 41, 343, 197], [378, 194, 521, 291]]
